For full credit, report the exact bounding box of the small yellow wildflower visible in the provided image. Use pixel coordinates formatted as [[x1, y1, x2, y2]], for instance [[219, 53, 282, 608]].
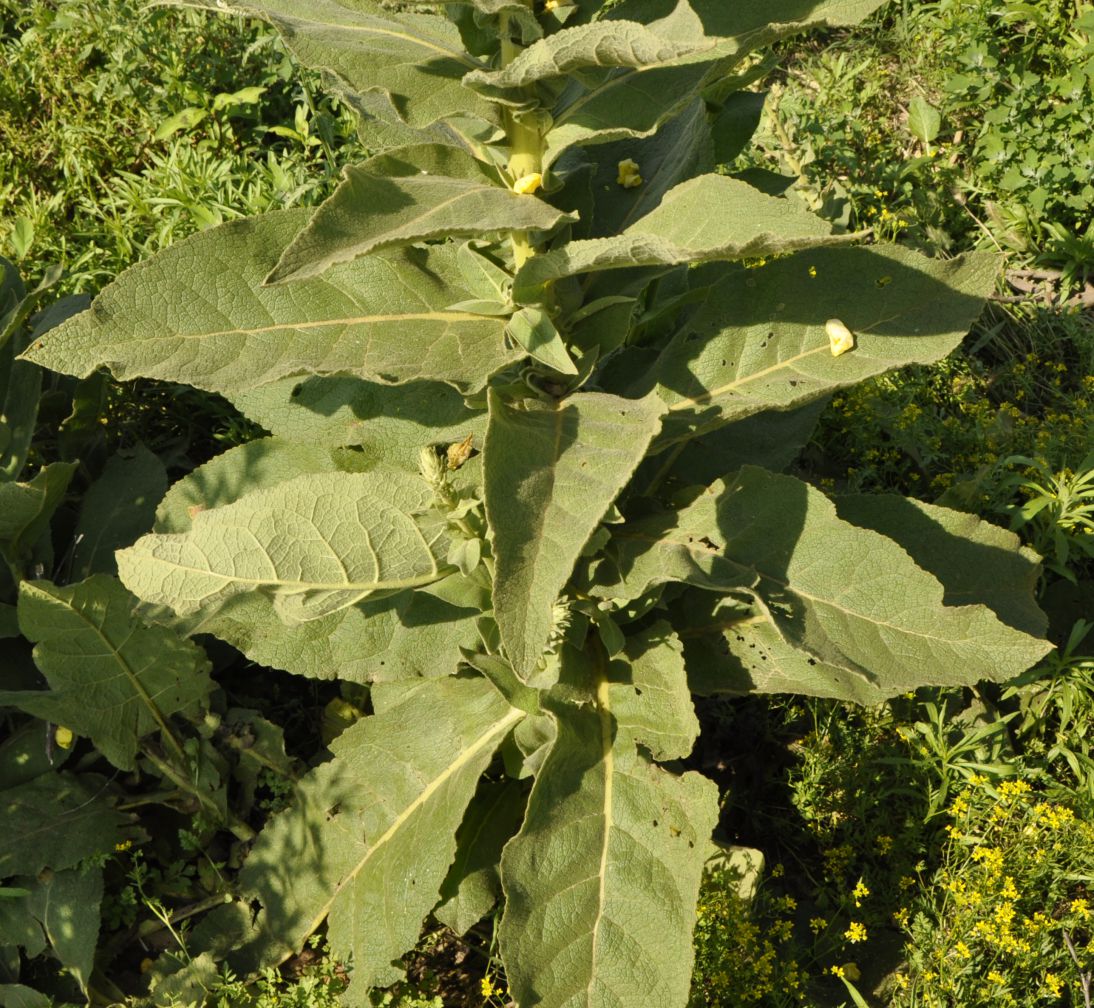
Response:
[[874, 834, 893, 854], [513, 172, 543, 195], [844, 921, 867, 943], [830, 965, 846, 979], [988, 970, 1006, 985], [809, 917, 827, 934], [1071, 898, 1091, 920], [54, 725, 74, 749], [954, 941, 972, 960], [616, 158, 642, 188], [1045, 973, 1064, 998], [808, 265, 817, 277], [852, 880, 870, 907], [481, 975, 498, 998], [544, 0, 561, 9], [115, 839, 133, 853]]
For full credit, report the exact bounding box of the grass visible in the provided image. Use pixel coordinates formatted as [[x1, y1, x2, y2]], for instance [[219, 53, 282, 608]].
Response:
[[4, 0, 1094, 1005]]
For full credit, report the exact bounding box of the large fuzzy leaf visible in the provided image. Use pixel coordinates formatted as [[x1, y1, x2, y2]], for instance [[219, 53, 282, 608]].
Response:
[[70, 444, 167, 579], [513, 174, 838, 302], [227, 376, 485, 465], [0, 773, 125, 878], [22, 867, 102, 995], [167, 0, 494, 131], [119, 470, 446, 625], [606, 0, 888, 36], [153, 441, 480, 682], [267, 170, 572, 284], [499, 650, 717, 1008], [624, 244, 999, 449], [0, 577, 212, 771], [227, 677, 522, 996], [0, 463, 77, 567], [657, 469, 1050, 702], [21, 211, 516, 396], [485, 390, 663, 678]]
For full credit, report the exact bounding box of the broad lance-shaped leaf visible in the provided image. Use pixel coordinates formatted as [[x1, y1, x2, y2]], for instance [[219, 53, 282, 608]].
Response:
[[0, 462, 77, 566], [227, 677, 523, 995], [535, 0, 886, 165], [166, 0, 494, 131], [625, 244, 1000, 450], [120, 469, 447, 626], [21, 210, 517, 397], [227, 375, 485, 466], [267, 169, 573, 284], [0, 577, 212, 771], [152, 441, 480, 682], [661, 468, 1050, 702], [20, 866, 102, 995], [513, 174, 839, 303], [0, 772, 126, 878], [462, 15, 713, 101], [485, 390, 663, 679], [500, 647, 718, 1008]]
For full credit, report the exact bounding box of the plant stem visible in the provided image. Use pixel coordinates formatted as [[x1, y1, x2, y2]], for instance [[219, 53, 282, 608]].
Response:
[[500, 4, 543, 269]]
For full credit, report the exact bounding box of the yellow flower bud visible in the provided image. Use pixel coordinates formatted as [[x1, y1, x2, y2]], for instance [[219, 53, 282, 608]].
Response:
[[513, 172, 543, 195], [616, 158, 642, 188], [54, 725, 74, 749], [826, 318, 855, 357]]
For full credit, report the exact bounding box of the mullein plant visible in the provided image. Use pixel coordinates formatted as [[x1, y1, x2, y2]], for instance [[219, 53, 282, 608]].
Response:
[[17, 0, 1054, 1004]]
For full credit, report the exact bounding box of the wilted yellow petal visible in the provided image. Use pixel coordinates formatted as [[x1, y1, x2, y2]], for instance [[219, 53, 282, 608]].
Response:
[[513, 172, 543, 195], [54, 725, 74, 749], [616, 158, 642, 188], [826, 318, 855, 357]]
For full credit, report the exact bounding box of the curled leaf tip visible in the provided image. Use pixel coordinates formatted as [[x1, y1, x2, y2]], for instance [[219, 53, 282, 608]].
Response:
[[826, 318, 855, 357]]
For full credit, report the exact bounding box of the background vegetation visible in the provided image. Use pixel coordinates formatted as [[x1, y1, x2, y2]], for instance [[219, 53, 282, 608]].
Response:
[[2, 0, 1091, 1004]]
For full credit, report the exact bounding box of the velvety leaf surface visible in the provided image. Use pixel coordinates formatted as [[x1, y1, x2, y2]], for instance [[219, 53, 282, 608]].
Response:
[[669, 469, 1051, 701], [435, 779, 527, 935], [24, 866, 102, 994], [0, 463, 77, 564], [227, 376, 485, 466], [514, 174, 838, 302], [71, 444, 167, 579], [230, 677, 522, 995], [267, 170, 572, 284], [153, 441, 479, 682], [119, 470, 446, 625], [0, 773, 124, 877], [625, 245, 999, 449], [485, 390, 663, 678], [169, 0, 493, 130], [22, 211, 516, 396], [499, 660, 718, 1008], [0, 577, 212, 771]]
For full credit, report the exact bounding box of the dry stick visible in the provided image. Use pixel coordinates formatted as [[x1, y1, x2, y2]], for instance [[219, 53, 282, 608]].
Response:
[[1065, 929, 1093, 1008]]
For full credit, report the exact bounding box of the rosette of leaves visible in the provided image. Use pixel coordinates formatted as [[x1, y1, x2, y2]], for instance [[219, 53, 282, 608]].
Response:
[[22, 1, 1052, 1005]]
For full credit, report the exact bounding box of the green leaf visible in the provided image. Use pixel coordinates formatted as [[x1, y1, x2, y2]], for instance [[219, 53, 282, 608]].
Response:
[[0, 772, 125, 878], [513, 174, 839, 302], [0, 463, 77, 568], [709, 89, 766, 163], [171, 0, 494, 131], [119, 470, 447, 625], [626, 245, 1000, 449], [71, 444, 167, 579], [606, 0, 889, 38], [153, 106, 207, 140], [0, 577, 212, 771], [266, 170, 572, 284], [506, 307, 578, 374], [24, 866, 102, 994], [152, 440, 480, 682], [463, 16, 711, 99], [610, 621, 698, 760], [0, 985, 51, 1008], [21, 211, 516, 396], [228, 677, 522, 995], [485, 390, 663, 678], [832, 493, 1047, 639], [672, 469, 1051, 702], [551, 97, 714, 240], [907, 95, 942, 143], [499, 666, 718, 1008], [434, 779, 527, 935]]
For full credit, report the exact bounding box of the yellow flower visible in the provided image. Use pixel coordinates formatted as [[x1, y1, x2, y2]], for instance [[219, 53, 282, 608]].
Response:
[[808, 265, 817, 277], [844, 921, 868, 943], [616, 158, 642, 188], [481, 975, 497, 998], [114, 839, 133, 853], [54, 725, 74, 749], [1045, 973, 1064, 998], [830, 965, 846, 979], [513, 172, 543, 195], [852, 880, 870, 907]]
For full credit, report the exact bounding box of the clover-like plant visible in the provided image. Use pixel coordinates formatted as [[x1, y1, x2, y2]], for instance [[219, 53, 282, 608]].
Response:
[[22, 1, 1052, 1004]]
